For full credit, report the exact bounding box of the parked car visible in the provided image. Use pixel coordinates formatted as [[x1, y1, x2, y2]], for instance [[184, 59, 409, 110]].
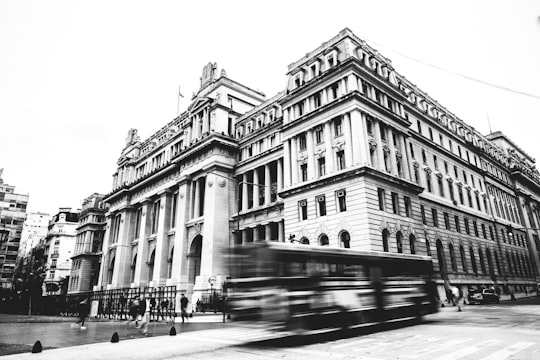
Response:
[[467, 288, 500, 304]]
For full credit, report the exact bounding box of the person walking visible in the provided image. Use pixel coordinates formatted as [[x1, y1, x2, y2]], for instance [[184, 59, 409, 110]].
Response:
[[451, 286, 462, 312], [126, 296, 140, 328], [180, 293, 189, 323], [73, 298, 90, 330], [138, 293, 151, 335]]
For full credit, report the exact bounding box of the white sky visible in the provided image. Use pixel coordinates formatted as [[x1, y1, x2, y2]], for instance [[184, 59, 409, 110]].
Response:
[[1, 0, 540, 216]]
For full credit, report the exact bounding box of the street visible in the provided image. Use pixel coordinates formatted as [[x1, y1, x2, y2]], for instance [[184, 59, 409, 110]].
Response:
[[2, 296, 540, 359]]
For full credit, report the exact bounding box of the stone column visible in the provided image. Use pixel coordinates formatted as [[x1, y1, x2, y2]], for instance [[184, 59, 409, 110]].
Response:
[[202, 110, 209, 134], [349, 110, 367, 165], [324, 121, 335, 174], [343, 113, 353, 168], [253, 226, 259, 242], [265, 224, 272, 241], [388, 127, 398, 175], [111, 208, 134, 288], [373, 120, 385, 171], [283, 141, 291, 187], [170, 180, 190, 287], [133, 199, 153, 286], [264, 164, 271, 205], [399, 135, 411, 181], [291, 137, 298, 185], [278, 220, 284, 242], [252, 168, 259, 208], [152, 191, 172, 286], [241, 229, 247, 244], [347, 73, 358, 92], [321, 87, 328, 105], [241, 173, 248, 211], [306, 129, 315, 180], [193, 179, 200, 218], [277, 159, 283, 192]]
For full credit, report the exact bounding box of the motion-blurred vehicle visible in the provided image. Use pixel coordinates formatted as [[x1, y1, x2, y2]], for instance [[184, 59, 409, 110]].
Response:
[[227, 241, 439, 335], [467, 288, 500, 304]]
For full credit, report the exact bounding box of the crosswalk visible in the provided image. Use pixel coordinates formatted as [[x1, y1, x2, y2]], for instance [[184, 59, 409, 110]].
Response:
[[175, 326, 539, 360]]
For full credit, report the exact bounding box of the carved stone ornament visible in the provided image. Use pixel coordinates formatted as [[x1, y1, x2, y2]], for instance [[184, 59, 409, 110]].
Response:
[[315, 149, 326, 159], [297, 154, 308, 165], [435, 171, 443, 179], [179, 192, 184, 199], [332, 139, 345, 151], [218, 178, 226, 187], [412, 160, 420, 169], [395, 150, 402, 159], [455, 181, 463, 188], [208, 179, 214, 187], [423, 166, 432, 175], [464, 184, 472, 191], [446, 175, 454, 183], [368, 139, 377, 151], [382, 145, 390, 154], [473, 188, 480, 194], [481, 192, 487, 198]]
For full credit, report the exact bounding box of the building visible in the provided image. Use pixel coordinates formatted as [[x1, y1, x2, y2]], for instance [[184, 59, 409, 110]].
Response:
[[98, 29, 540, 305], [68, 194, 106, 294], [14, 212, 50, 282], [0, 169, 29, 289], [42, 208, 79, 295]]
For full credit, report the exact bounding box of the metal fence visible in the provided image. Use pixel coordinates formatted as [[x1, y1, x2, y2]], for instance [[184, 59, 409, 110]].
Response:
[[65, 286, 177, 321]]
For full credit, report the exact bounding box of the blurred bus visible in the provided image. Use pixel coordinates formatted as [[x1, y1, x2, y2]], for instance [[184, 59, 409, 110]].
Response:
[[227, 241, 438, 334]]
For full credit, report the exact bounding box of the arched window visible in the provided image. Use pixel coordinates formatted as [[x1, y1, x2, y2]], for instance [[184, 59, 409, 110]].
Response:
[[409, 234, 416, 254], [340, 231, 350, 248], [300, 237, 310, 245], [108, 256, 116, 285], [494, 251, 501, 275], [470, 247, 477, 274], [486, 248, 494, 278], [460, 245, 467, 273], [478, 248, 486, 274], [436, 240, 446, 279], [425, 239, 431, 256], [319, 234, 329, 246], [382, 229, 389, 252], [167, 247, 174, 278], [449, 243, 457, 272], [396, 232, 403, 253]]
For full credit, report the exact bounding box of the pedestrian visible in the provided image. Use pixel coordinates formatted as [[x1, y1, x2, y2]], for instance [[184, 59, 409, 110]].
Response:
[[451, 286, 462, 312], [126, 296, 140, 328], [74, 297, 90, 330], [180, 293, 189, 323], [138, 293, 151, 335], [159, 298, 169, 321]]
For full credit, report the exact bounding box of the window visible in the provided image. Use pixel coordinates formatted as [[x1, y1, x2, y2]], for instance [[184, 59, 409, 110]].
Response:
[[340, 231, 351, 249], [421, 205, 427, 225], [422, 150, 427, 163], [298, 133, 307, 150], [449, 243, 457, 272], [391, 192, 400, 215], [134, 208, 142, 239], [319, 234, 329, 246], [417, 120, 422, 134], [380, 123, 387, 141], [366, 118, 373, 135], [460, 245, 468, 272], [382, 229, 389, 252], [316, 195, 326, 216], [298, 200, 308, 220], [438, 177, 444, 197], [315, 126, 324, 144], [432, 208, 439, 227], [429, 128, 433, 141], [481, 224, 487, 238], [470, 247, 477, 273], [317, 157, 326, 177], [439, 134, 444, 146], [409, 234, 416, 254], [334, 117, 343, 136], [473, 221, 479, 237], [426, 238, 431, 256], [426, 173, 432, 193], [433, 155, 438, 170], [464, 218, 470, 234], [444, 212, 450, 230], [454, 216, 461, 233], [151, 200, 160, 234], [448, 139, 453, 152], [300, 164, 308, 181], [170, 193, 178, 228], [336, 150, 345, 170], [396, 232, 403, 253], [111, 214, 121, 244], [404, 196, 411, 217], [409, 143, 415, 159], [378, 188, 386, 211], [336, 190, 347, 212]]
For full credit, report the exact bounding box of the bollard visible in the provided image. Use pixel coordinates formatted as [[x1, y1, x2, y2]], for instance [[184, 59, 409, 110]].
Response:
[[111, 332, 119, 343], [31, 340, 42, 353], [169, 326, 177, 336]]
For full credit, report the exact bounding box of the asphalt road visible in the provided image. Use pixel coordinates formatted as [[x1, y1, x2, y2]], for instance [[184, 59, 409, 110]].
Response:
[[2, 296, 540, 359]]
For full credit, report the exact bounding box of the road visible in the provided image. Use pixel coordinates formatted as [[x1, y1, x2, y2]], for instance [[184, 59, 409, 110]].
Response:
[[2, 297, 540, 359]]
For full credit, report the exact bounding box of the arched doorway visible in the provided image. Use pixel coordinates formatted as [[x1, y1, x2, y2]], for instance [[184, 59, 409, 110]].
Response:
[[436, 239, 447, 280], [188, 235, 202, 283]]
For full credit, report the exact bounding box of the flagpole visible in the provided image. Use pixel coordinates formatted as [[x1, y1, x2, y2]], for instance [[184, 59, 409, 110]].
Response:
[[177, 85, 181, 117]]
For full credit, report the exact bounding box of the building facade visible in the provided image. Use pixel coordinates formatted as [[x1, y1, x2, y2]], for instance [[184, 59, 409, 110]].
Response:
[[98, 29, 540, 305], [15, 212, 50, 283], [68, 194, 106, 294], [42, 208, 79, 295], [0, 169, 29, 289]]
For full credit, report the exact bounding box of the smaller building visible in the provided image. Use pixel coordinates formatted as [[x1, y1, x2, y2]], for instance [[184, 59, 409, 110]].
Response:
[[14, 212, 50, 283], [43, 208, 79, 295], [68, 194, 106, 294], [0, 169, 29, 289]]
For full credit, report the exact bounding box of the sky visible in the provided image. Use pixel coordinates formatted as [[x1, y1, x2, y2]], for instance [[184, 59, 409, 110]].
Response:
[[1, 0, 540, 216]]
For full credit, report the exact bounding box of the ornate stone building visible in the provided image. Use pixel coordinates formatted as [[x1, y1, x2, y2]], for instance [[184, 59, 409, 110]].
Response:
[[98, 29, 540, 304]]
